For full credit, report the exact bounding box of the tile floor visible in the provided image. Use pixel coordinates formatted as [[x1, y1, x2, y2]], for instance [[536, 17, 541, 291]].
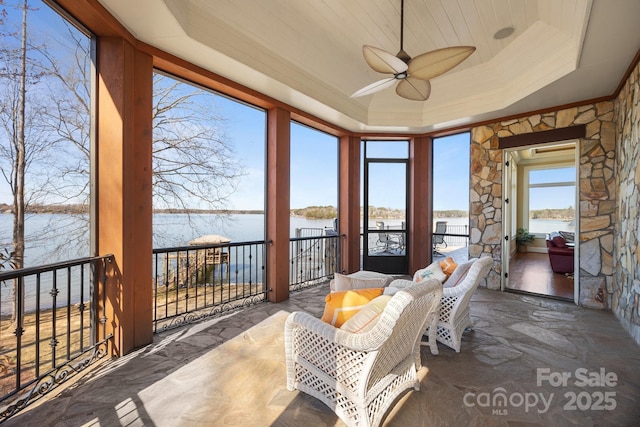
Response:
[[5, 283, 640, 427]]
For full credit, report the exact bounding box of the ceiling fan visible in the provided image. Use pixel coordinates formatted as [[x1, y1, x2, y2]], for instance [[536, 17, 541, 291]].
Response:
[[351, 0, 476, 101]]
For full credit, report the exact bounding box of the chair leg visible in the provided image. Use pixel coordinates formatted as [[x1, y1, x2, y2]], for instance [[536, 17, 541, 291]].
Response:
[[427, 316, 439, 355]]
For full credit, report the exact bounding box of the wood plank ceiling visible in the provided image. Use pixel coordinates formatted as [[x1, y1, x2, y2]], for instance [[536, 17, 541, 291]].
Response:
[[99, 0, 640, 133]]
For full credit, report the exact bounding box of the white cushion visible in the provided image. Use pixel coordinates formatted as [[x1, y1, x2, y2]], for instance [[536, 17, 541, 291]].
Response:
[[339, 295, 392, 333], [388, 278, 415, 290], [413, 261, 446, 283], [444, 259, 474, 288], [330, 272, 392, 292]]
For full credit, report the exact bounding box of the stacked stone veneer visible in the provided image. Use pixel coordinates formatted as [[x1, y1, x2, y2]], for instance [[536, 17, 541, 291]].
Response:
[[470, 102, 617, 310], [614, 60, 640, 344]]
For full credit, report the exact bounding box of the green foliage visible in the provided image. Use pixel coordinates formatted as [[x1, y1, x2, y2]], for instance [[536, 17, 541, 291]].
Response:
[[515, 228, 535, 245], [291, 206, 470, 220], [291, 205, 337, 219], [434, 210, 469, 218], [530, 206, 575, 220]]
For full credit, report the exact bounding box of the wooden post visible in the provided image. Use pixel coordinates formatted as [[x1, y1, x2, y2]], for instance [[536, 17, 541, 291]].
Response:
[[409, 136, 433, 273], [96, 37, 153, 356], [339, 135, 361, 274], [266, 107, 291, 302]]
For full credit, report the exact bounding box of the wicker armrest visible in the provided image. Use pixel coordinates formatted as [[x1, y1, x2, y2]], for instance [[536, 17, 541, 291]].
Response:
[[285, 311, 390, 352], [442, 285, 466, 298]]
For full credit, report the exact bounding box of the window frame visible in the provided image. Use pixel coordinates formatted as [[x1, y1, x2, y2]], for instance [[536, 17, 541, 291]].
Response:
[[522, 162, 576, 236]]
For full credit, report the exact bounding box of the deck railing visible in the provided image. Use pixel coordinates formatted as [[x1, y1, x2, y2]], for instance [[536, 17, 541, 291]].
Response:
[[0, 235, 339, 419], [152, 240, 267, 333], [289, 233, 340, 291], [0, 255, 113, 421], [151, 233, 341, 331], [434, 224, 470, 247]]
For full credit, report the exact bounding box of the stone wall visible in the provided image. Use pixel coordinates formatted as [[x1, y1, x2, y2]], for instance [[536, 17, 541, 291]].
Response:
[[614, 60, 640, 345], [470, 103, 616, 308]]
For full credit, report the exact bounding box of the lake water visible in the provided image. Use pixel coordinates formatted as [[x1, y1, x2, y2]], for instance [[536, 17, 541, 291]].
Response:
[[0, 213, 572, 313], [0, 213, 337, 268], [0, 213, 574, 267]]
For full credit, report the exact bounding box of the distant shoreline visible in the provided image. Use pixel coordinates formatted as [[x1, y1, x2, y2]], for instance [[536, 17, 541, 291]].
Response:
[[0, 204, 265, 215], [0, 204, 573, 222]]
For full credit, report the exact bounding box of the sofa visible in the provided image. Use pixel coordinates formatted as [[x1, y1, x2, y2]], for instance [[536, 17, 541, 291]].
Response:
[[546, 231, 574, 274]]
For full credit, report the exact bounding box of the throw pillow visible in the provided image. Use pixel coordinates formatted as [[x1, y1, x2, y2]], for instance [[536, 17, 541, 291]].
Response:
[[340, 295, 392, 333], [559, 230, 575, 243], [383, 287, 400, 295], [444, 259, 474, 288], [331, 272, 391, 293], [550, 232, 567, 248], [440, 257, 458, 280], [413, 261, 447, 283], [321, 288, 385, 327], [388, 278, 415, 290]]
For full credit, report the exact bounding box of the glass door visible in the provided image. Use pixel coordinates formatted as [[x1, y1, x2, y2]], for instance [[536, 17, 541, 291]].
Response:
[[363, 159, 408, 274]]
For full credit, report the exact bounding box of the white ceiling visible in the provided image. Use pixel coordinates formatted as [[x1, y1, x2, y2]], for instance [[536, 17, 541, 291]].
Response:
[[98, 0, 640, 133]]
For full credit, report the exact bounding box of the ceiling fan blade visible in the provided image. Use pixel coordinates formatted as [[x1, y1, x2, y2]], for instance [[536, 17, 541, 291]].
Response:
[[408, 46, 476, 80], [362, 45, 409, 74], [396, 77, 431, 101], [351, 77, 397, 98]]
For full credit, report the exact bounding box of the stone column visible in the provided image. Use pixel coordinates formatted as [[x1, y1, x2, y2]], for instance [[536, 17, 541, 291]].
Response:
[[470, 102, 616, 307]]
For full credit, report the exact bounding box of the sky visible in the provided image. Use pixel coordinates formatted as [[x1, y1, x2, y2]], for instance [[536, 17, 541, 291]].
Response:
[[432, 134, 472, 211], [527, 166, 576, 210]]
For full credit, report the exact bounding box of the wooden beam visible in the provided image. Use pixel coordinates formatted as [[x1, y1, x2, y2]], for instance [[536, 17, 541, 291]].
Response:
[[498, 125, 586, 149]]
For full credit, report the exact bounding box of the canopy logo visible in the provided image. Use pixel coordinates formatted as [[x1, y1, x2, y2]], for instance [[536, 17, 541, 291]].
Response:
[[462, 367, 618, 415]]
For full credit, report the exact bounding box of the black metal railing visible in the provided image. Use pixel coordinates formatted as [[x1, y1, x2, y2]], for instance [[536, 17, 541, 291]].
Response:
[[152, 241, 267, 332], [289, 233, 340, 291], [434, 224, 470, 247], [0, 255, 113, 421]]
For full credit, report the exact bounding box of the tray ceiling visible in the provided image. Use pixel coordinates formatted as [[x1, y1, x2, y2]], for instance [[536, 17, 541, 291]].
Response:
[[98, 0, 640, 133]]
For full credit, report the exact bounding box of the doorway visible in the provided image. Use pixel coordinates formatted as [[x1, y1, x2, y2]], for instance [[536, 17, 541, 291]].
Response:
[[502, 141, 578, 301], [362, 141, 408, 274]]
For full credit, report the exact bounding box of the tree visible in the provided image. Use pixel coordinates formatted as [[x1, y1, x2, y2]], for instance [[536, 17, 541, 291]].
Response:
[[1, 2, 247, 269], [27, 16, 246, 249], [151, 72, 245, 212], [0, 0, 44, 321]]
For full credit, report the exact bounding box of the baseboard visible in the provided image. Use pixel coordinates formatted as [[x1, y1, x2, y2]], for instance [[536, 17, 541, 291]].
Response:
[[524, 247, 547, 254]]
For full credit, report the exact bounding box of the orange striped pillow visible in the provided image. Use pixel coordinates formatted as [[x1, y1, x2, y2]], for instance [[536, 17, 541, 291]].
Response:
[[321, 288, 385, 327], [440, 257, 458, 280]]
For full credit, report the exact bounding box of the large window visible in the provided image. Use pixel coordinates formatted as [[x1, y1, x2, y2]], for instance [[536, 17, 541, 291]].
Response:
[[290, 122, 338, 237], [525, 166, 576, 234], [0, 1, 92, 266], [432, 133, 470, 257], [151, 71, 266, 247]]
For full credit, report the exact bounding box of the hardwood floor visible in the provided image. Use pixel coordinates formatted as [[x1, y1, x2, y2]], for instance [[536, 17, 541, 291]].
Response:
[[507, 251, 574, 300]]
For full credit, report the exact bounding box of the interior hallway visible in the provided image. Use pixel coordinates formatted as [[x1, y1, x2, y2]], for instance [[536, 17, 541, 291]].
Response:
[[507, 252, 574, 300]]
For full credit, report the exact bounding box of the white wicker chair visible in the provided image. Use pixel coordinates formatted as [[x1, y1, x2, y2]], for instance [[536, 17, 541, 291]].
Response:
[[425, 256, 493, 353], [285, 279, 442, 427]]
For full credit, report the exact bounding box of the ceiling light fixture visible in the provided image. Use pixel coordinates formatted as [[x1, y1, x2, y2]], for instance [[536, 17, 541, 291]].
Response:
[[494, 26, 515, 40], [351, 0, 476, 101]]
